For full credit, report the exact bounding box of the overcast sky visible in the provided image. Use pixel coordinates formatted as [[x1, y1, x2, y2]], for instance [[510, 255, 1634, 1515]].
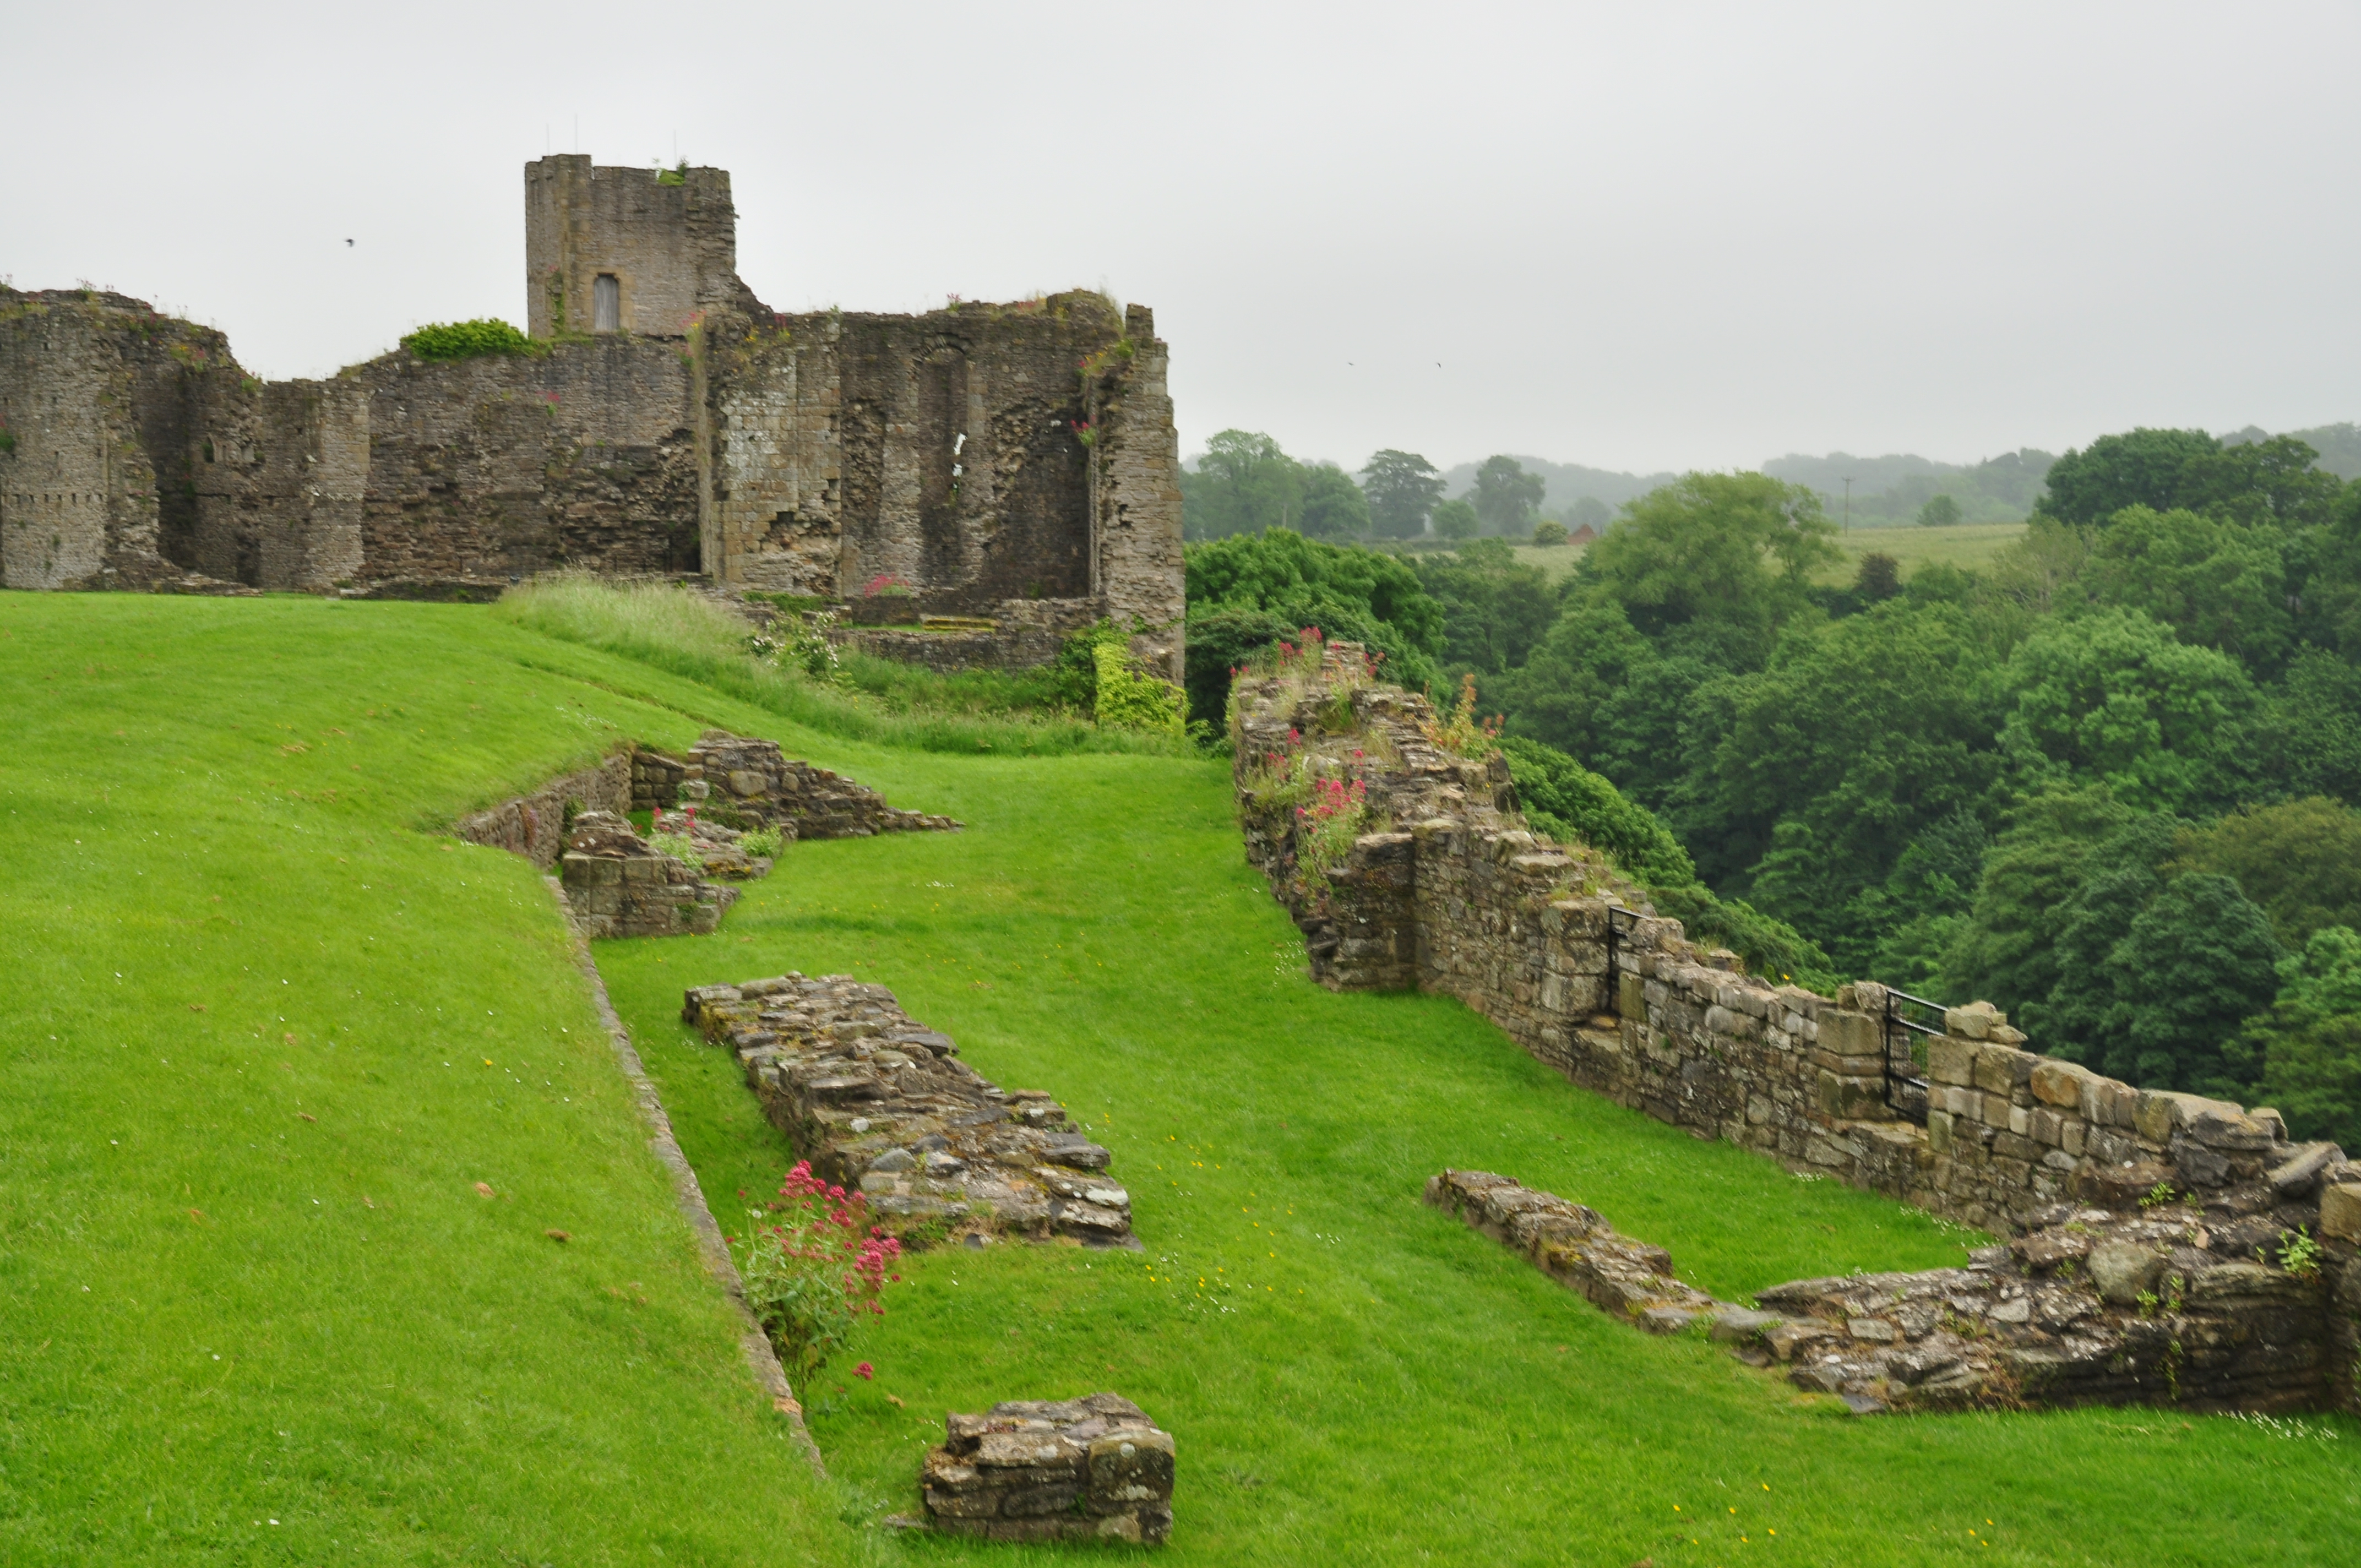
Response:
[[6, 2, 2355, 475]]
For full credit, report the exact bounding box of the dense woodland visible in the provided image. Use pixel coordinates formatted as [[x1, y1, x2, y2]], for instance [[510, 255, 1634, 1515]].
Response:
[[1184, 426, 2361, 1150]]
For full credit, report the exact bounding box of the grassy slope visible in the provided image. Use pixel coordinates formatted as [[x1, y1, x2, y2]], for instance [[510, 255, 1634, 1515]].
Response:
[[0, 595, 863, 1567], [6, 592, 2353, 1566], [599, 721, 2360, 1563]]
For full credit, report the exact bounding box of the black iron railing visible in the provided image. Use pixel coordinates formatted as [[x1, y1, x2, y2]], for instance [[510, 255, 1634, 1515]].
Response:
[[1881, 987, 1944, 1124]]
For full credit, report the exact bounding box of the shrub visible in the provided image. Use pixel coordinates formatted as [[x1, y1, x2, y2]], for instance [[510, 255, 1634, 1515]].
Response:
[[734, 1162, 901, 1382], [1093, 640, 1185, 733], [646, 830, 704, 872], [1498, 736, 1694, 888], [1297, 774, 1373, 883], [739, 827, 784, 859], [751, 610, 840, 681], [401, 319, 536, 362], [1651, 882, 1840, 994], [1532, 520, 1570, 547], [1421, 672, 1502, 758], [1184, 605, 1293, 725]]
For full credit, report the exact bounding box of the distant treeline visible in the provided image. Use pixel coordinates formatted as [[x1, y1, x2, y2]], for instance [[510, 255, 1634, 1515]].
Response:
[[1182, 422, 2361, 542]]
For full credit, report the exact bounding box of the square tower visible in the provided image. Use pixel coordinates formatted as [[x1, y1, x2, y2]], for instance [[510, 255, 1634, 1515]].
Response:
[[524, 155, 744, 339]]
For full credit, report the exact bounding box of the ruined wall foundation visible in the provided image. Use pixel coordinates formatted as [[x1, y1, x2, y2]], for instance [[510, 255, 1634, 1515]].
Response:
[[1233, 646, 2361, 1415]]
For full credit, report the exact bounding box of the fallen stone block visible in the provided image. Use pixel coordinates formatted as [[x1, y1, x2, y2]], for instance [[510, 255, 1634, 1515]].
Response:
[[917, 1395, 1172, 1544]]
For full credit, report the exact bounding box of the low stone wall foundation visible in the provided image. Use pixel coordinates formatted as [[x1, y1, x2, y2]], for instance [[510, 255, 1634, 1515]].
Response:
[[683, 974, 1138, 1248]]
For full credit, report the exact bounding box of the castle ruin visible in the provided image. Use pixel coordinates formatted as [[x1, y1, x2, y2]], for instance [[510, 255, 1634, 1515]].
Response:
[[0, 157, 1184, 672]]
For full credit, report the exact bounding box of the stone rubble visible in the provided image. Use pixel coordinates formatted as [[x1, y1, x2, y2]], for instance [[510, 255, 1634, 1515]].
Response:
[[559, 810, 739, 938], [1425, 1169, 1724, 1332], [1433, 1167, 2361, 1415], [633, 729, 960, 837], [682, 975, 1139, 1249], [909, 1393, 1175, 1544]]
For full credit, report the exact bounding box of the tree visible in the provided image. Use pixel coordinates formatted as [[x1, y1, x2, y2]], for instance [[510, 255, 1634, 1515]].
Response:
[[1431, 498, 1479, 541], [1854, 552, 1901, 601], [2172, 797, 2361, 948], [1180, 429, 1304, 540], [1995, 606, 2260, 815], [1180, 605, 1293, 725], [1532, 520, 1569, 547], [1701, 601, 2003, 972], [1917, 494, 1963, 527], [1472, 455, 1547, 535], [2038, 428, 2221, 527], [1581, 472, 1841, 663], [1566, 496, 1613, 533], [2276, 649, 2361, 803], [1944, 787, 2136, 1033], [2094, 872, 2282, 1093], [1297, 464, 1371, 541], [2240, 926, 2361, 1150], [2178, 434, 2345, 530], [1184, 527, 1445, 690], [1415, 538, 1557, 674], [1359, 449, 1446, 540], [2075, 506, 2291, 675]]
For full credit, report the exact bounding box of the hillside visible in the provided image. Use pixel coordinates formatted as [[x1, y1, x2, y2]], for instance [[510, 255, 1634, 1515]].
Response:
[[3, 591, 2353, 1564]]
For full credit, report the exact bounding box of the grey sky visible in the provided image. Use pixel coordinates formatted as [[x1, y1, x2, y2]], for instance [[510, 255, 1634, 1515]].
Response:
[[7, 2, 2355, 476]]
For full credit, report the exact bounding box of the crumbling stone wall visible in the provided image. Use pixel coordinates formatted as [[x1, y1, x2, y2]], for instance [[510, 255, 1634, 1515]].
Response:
[[1432, 1167, 2357, 1417], [683, 974, 1138, 1247], [3, 162, 1187, 672], [559, 810, 738, 938], [1234, 651, 2357, 1411], [525, 156, 751, 341], [452, 749, 632, 866], [349, 337, 701, 585], [915, 1394, 1174, 1544], [632, 729, 960, 836], [698, 291, 1185, 674], [0, 288, 360, 591]]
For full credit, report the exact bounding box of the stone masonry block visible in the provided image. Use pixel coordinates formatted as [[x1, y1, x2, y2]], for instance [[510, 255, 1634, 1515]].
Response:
[[2322, 1183, 2361, 1244], [1972, 1046, 2037, 1097], [2029, 1058, 2093, 1109], [1928, 1035, 1979, 1087], [1818, 1072, 1888, 1120], [1821, 1009, 1880, 1057]]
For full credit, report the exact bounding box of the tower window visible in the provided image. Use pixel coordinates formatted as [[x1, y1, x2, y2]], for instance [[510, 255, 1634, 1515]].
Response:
[[593, 274, 621, 333]]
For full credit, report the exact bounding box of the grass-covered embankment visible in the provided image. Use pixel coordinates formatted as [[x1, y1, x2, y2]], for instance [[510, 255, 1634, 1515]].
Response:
[[4, 586, 2352, 1566], [0, 594, 868, 1565]]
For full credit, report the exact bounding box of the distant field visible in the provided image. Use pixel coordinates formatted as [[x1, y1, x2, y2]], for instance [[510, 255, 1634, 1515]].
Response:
[[1821, 521, 2027, 583], [1417, 521, 2027, 588]]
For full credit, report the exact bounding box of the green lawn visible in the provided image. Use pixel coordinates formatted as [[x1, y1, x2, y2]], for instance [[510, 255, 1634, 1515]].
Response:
[[4, 591, 2353, 1566]]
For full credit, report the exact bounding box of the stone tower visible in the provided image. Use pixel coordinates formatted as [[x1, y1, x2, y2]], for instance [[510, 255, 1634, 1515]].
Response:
[[523, 156, 746, 339]]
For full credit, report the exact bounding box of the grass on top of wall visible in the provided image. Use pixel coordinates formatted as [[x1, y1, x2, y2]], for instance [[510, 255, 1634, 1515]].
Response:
[[492, 574, 1186, 759]]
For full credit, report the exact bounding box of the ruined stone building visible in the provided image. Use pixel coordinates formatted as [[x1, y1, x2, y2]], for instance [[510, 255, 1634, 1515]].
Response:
[[0, 156, 1184, 669]]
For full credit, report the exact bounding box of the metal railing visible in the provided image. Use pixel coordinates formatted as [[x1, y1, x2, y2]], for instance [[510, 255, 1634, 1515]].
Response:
[[1881, 987, 1944, 1124]]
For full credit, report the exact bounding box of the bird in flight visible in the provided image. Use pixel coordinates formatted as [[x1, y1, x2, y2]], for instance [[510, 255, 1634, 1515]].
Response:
[[345, 238, 355, 247]]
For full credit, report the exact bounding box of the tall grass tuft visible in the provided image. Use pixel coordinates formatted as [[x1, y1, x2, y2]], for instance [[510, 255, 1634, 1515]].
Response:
[[493, 573, 1189, 757]]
